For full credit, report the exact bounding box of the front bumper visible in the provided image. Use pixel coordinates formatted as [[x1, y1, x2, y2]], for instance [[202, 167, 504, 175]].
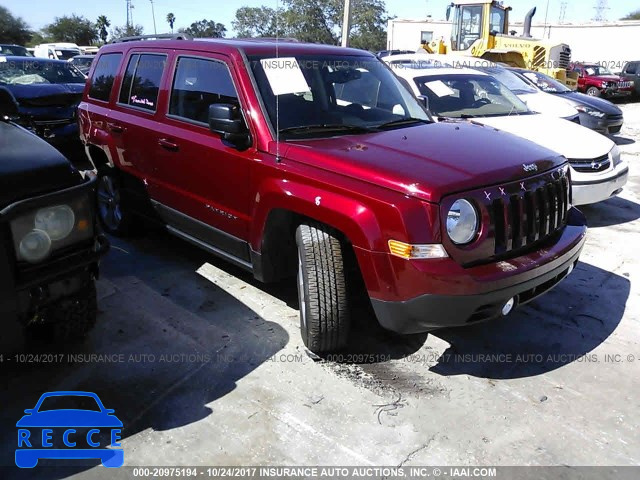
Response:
[[572, 164, 629, 205], [578, 114, 623, 135], [363, 209, 587, 334]]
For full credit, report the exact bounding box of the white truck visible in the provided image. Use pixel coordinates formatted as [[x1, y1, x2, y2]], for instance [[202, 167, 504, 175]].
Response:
[[34, 43, 81, 61]]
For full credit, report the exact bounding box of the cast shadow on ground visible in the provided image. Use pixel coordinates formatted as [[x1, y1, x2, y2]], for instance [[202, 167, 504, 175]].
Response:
[[429, 260, 629, 379], [579, 195, 640, 228], [0, 229, 289, 479]]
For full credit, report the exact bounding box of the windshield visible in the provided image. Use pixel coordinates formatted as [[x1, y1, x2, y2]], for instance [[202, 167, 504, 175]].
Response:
[[413, 73, 530, 118], [0, 45, 31, 57], [520, 70, 571, 93], [55, 49, 81, 61], [0, 59, 85, 85], [475, 66, 538, 94], [73, 57, 94, 68], [584, 65, 612, 76], [248, 54, 429, 139]]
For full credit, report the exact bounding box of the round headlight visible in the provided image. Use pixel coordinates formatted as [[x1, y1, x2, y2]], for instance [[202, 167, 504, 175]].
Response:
[[447, 199, 479, 245], [19, 229, 52, 263], [34, 205, 75, 241]]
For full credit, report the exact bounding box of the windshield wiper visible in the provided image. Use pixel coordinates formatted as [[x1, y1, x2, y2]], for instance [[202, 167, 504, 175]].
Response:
[[279, 124, 375, 136], [377, 117, 430, 130]]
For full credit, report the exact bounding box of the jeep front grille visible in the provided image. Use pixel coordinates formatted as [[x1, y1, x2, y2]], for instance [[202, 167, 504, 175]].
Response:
[[440, 166, 571, 267], [491, 174, 570, 253], [568, 154, 610, 173]]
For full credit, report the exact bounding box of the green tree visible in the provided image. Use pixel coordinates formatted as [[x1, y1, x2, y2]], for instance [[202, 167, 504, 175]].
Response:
[[232, 6, 286, 38], [180, 19, 226, 38], [110, 24, 144, 40], [342, 0, 388, 51], [0, 6, 32, 45], [621, 10, 640, 20], [166, 13, 176, 33], [96, 15, 111, 44], [281, 0, 338, 44], [44, 15, 98, 45], [231, 0, 388, 50]]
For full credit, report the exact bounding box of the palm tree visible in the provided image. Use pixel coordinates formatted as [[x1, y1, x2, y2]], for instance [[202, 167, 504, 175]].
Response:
[[166, 13, 176, 33], [96, 15, 111, 44]]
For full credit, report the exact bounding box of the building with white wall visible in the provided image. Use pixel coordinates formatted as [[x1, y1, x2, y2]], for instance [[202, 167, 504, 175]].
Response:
[[387, 18, 640, 66]]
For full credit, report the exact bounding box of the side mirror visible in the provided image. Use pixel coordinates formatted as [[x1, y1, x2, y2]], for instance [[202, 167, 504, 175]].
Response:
[[24, 409, 34, 415], [208, 103, 251, 149], [446, 5, 452, 21], [417, 95, 430, 111]]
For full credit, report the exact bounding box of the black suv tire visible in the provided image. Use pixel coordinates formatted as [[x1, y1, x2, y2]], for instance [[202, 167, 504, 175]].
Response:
[[295, 223, 350, 353]]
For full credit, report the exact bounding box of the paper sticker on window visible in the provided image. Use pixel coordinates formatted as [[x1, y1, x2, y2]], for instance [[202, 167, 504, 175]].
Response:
[[260, 57, 311, 96], [425, 80, 455, 97]]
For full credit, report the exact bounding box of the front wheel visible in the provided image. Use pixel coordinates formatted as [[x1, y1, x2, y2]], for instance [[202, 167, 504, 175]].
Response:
[[586, 86, 601, 97], [296, 223, 350, 353]]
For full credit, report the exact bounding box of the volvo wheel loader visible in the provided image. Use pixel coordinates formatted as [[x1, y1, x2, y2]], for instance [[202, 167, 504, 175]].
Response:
[[420, 0, 579, 88]]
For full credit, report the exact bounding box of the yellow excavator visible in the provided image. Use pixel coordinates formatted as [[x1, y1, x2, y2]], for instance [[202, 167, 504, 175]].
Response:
[[420, 0, 578, 88]]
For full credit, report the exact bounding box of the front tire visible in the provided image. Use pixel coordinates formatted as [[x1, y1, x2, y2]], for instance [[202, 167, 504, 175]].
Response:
[[296, 223, 350, 353], [586, 86, 601, 97]]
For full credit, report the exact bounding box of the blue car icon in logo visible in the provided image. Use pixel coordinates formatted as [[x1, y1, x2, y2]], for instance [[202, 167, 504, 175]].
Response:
[[16, 391, 123, 468]]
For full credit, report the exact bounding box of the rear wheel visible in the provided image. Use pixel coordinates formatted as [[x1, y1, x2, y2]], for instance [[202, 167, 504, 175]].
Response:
[[296, 223, 350, 353], [586, 86, 601, 97], [96, 168, 134, 235]]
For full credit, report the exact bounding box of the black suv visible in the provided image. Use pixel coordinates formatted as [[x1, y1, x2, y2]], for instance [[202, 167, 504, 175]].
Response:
[[0, 92, 109, 347]]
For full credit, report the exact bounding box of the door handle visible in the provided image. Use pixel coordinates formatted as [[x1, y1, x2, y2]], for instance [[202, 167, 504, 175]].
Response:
[[107, 122, 124, 133], [158, 138, 179, 151]]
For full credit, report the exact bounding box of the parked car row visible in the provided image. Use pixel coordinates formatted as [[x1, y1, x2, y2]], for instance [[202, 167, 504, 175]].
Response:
[[385, 54, 628, 206], [0, 37, 633, 354]]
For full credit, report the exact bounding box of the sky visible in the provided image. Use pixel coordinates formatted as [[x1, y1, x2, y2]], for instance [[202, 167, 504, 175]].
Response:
[[2, 0, 637, 38]]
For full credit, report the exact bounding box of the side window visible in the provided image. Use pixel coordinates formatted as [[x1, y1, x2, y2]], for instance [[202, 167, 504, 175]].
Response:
[[118, 53, 166, 111], [169, 57, 239, 124], [88, 53, 123, 102], [119, 54, 140, 104], [626, 63, 638, 74]]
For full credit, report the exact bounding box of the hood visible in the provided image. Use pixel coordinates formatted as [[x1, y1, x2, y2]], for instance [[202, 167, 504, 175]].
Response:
[[474, 114, 614, 160], [0, 121, 81, 208], [280, 122, 564, 203], [561, 91, 622, 115], [517, 90, 577, 118], [591, 75, 622, 82], [7, 83, 84, 108]]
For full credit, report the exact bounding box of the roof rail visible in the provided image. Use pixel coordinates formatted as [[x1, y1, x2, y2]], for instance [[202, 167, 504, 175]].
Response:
[[111, 33, 192, 44]]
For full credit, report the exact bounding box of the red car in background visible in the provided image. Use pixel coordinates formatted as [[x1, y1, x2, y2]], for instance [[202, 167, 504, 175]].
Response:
[[570, 62, 634, 98]]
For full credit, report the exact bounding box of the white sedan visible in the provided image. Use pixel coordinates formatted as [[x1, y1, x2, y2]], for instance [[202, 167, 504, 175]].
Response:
[[389, 64, 628, 206]]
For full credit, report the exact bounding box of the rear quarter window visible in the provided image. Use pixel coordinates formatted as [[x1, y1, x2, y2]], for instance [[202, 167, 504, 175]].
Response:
[[118, 53, 166, 112], [88, 53, 123, 102]]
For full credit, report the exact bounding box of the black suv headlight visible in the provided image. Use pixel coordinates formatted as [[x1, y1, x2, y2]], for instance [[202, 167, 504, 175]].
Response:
[[10, 195, 94, 264]]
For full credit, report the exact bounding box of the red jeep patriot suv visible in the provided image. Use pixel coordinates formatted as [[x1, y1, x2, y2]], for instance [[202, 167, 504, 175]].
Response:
[[79, 35, 587, 353]]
